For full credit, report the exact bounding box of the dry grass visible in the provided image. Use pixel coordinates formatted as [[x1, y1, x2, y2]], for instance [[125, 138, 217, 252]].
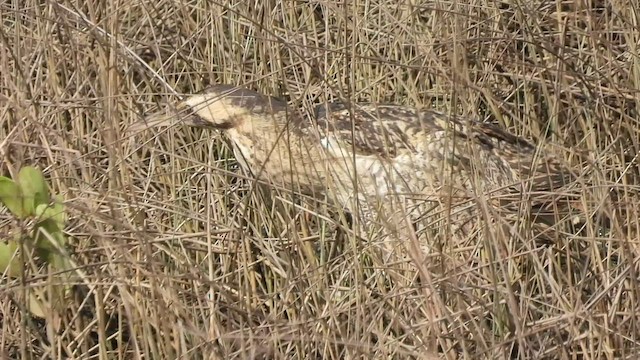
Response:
[[1, 0, 640, 359]]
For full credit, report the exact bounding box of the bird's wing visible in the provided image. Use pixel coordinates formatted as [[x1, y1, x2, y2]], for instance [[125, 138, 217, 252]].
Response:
[[312, 102, 573, 191], [312, 102, 533, 157], [312, 103, 439, 157]]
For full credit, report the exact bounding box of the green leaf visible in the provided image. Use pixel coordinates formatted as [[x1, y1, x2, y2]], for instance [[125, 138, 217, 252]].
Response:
[[35, 196, 65, 226], [0, 240, 23, 277], [27, 292, 47, 318], [0, 176, 25, 218], [34, 219, 71, 268], [50, 253, 70, 273], [17, 167, 50, 216], [33, 220, 58, 261], [25, 265, 72, 318]]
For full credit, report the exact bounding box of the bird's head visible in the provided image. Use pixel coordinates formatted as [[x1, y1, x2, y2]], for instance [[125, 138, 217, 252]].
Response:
[[129, 85, 289, 134]]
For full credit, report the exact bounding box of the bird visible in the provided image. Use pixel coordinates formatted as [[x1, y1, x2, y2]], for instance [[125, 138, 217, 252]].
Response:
[[130, 84, 581, 242]]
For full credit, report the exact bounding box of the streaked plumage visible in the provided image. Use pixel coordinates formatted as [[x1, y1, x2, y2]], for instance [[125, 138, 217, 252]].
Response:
[[131, 85, 579, 238]]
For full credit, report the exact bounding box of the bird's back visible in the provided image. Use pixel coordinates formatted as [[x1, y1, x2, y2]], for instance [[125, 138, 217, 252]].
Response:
[[308, 102, 573, 195]]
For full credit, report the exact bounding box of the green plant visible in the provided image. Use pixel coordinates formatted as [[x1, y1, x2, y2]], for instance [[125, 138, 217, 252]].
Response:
[[0, 166, 72, 318]]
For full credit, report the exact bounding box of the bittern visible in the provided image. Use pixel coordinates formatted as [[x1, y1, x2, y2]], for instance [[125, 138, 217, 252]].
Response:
[[131, 85, 580, 239]]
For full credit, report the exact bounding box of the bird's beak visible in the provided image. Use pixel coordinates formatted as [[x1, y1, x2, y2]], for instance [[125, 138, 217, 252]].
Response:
[[127, 102, 208, 133], [127, 110, 176, 133]]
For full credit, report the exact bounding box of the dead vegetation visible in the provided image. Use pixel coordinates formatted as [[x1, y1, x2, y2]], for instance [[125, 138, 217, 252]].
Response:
[[1, 0, 640, 359]]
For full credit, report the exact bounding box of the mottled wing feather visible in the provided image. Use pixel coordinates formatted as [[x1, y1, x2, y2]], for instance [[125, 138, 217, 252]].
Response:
[[314, 102, 529, 159], [314, 103, 425, 156], [314, 102, 573, 192]]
